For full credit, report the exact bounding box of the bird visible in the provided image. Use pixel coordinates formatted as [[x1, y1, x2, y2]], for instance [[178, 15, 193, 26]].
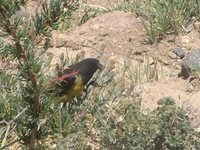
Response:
[[55, 58, 102, 103]]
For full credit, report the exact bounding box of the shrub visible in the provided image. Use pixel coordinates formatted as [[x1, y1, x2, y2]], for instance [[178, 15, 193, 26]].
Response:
[[87, 97, 200, 149], [0, 0, 78, 149], [115, 0, 199, 43], [0, 1, 200, 149]]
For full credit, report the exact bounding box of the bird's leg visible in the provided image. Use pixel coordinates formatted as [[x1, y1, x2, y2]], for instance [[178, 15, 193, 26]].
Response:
[[88, 80, 101, 87], [83, 80, 99, 93], [84, 78, 113, 93]]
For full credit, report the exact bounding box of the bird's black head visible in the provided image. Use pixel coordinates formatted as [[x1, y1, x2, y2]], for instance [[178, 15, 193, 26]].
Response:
[[74, 58, 102, 84], [57, 58, 103, 97], [81, 58, 102, 71]]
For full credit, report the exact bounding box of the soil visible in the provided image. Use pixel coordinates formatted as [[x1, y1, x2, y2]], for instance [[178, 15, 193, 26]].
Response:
[[2, 0, 200, 136], [2, 1, 200, 149], [48, 0, 200, 124]]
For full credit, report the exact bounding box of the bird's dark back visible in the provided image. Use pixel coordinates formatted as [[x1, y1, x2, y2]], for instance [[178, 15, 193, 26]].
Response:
[[64, 58, 100, 84]]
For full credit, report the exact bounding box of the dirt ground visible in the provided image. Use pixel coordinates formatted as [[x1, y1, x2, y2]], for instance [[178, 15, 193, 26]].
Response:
[[46, 0, 200, 125], [2, 0, 200, 126], [2, 1, 200, 149]]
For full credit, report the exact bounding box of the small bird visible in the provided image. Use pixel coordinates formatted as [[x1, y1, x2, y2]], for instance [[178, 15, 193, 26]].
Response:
[[55, 58, 102, 103]]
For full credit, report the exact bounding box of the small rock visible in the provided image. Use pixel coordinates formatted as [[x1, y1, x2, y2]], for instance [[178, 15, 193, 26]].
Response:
[[128, 37, 132, 42], [79, 31, 86, 35], [134, 49, 147, 55], [180, 49, 200, 79], [133, 86, 142, 97], [181, 36, 190, 43], [136, 57, 144, 62], [166, 35, 176, 42], [99, 33, 109, 37], [55, 38, 66, 48], [91, 24, 100, 30], [65, 41, 79, 50], [158, 58, 169, 65], [189, 77, 200, 88], [168, 51, 177, 59], [193, 22, 200, 29], [126, 29, 131, 33], [92, 41, 97, 45], [182, 24, 192, 33], [134, 50, 142, 55], [175, 65, 181, 70], [162, 60, 169, 65], [173, 47, 186, 59], [148, 57, 155, 65]]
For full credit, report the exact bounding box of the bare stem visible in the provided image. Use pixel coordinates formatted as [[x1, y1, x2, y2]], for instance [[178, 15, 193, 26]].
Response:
[[0, 7, 41, 149]]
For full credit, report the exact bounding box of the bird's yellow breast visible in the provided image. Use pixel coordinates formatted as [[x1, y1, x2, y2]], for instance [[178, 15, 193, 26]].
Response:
[[58, 75, 85, 103]]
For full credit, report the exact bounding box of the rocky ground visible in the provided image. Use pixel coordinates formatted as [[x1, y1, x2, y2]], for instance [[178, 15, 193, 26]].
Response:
[[2, 0, 200, 125], [2, 1, 200, 149], [51, 0, 200, 125]]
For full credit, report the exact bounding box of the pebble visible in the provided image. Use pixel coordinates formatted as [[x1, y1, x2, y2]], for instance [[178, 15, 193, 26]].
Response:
[[173, 47, 186, 59]]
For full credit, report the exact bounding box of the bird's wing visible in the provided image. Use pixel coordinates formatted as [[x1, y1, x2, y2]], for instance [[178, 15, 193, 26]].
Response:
[[58, 76, 76, 93], [57, 69, 79, 95]]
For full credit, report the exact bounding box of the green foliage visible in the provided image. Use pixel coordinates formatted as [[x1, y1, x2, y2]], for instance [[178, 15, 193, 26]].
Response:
[[124, 55, 161, 85], [78, 6, 105, 26], [78, 7, 98, 26], [115, 0, 199, 43], [0, 0, 78, 149], [0, 72, 19, 121], [50, 57, 200, 149], [0, 1, 200, 149], [80, 97, 200, 149]]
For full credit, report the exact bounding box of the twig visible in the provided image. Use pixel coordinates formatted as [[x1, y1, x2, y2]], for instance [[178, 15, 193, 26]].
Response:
[[1, 122, 11, 149], [13, 107, 28, 121], [1, 6, 41, 150], [35, 0, 42, 16], [0, 139, 20, 150], [81, 3, 108, 11], [71, 104, 90, 127], [42, 70, 79, 89]]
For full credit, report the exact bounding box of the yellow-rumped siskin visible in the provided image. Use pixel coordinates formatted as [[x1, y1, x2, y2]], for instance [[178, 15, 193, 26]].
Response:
[[55, 58, 102, 103]]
